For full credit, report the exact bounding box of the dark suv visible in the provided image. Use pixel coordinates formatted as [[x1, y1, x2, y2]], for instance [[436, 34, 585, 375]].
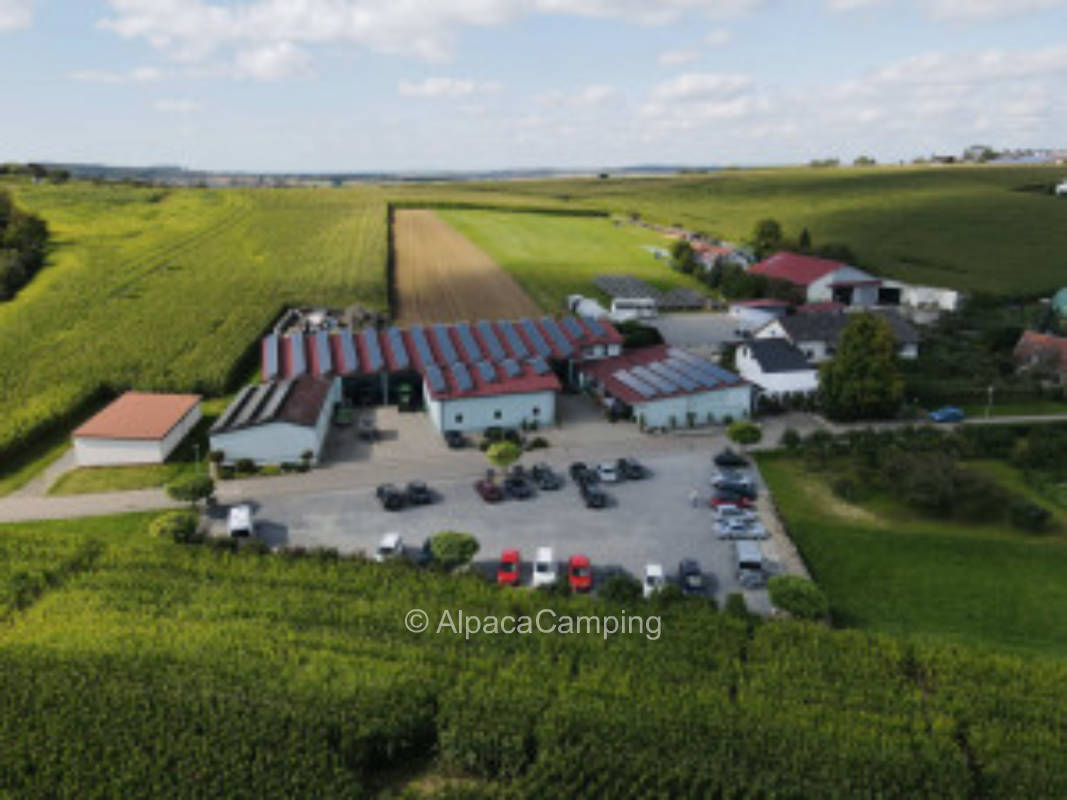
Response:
[[617, 457, 648, 480], [375, 483, 406, 511], [406, 481, 434, 505], [531, 463, 563, 490]]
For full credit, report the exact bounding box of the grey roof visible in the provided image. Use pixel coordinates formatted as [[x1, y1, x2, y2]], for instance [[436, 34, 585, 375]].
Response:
[[744, 338, 814, 373], [593, 274, 706, 309], [769, 309, 919, 346], [211, 376, 332, 435]]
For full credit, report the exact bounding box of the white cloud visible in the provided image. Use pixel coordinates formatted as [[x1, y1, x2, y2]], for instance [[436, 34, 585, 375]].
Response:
[[0, 0, 34, 32], [153, 98, 199, 113], [658, 49, 700, 65], [398, 77, 503, 98], [234, 41, 313, 80], [923, 0, 1065, 21], [704, 27, 732, 45], [536, 84, 620, 107], [826, 0, 886, 10], [649, 72, 753, 102], [69, 66, 164, 83]]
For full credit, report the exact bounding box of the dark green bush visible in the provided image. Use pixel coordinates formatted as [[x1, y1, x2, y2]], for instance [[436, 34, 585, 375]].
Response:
[[598, 573, 642, 604], [429, 532, 480, 571], [768, 576, 829, 621]]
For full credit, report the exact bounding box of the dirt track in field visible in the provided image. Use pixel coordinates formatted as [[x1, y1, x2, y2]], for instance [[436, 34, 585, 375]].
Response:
[[393, 209, 540, 324]]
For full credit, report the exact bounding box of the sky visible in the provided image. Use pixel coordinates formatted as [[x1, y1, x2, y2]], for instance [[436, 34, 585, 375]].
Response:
[[1, 0, 1066, 172]]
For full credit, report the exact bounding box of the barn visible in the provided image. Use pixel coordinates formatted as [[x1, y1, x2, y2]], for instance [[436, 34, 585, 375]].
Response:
[[72, 392, 202, 467], [579, 345, 752, 429]]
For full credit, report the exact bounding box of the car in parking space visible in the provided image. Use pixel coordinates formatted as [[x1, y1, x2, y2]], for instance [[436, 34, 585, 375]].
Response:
[[714, 448, 749, 468], [678, 558, 705, 595], [497, 549, 521, 586], [617, 457, 648, 480], [597, 461, 620, 483], [375, 532, 404, 563], [405, 481, 434, 505], [569, 461, 594, 484], [929, 406, 966, 423], [711, 469, 754, 489], [375, 483, 406, 511], [735, 540, 765, 589], [580, 482, 608, 509], [714, 517, 768, 540], [711, 478, 758, 500], [504, 472, 534, 500], [714, 504, 759, 524], [711, 491, 755, 509], [410, 537, 434, 568], [531, 463, 563, 490], [533, 546, 558, 588], [568, 554, 593, 592], [474, 478, 504, 503], [444, 430, 469, 449], [643, 563, 666, 599], [227, 504, 254, 537]]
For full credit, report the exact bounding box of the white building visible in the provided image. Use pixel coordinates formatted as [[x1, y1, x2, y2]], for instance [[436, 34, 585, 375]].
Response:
[[424, 362, 559, 433], [1056, 179, 1067, 196], [566, 294, 611, 319], [210, 376, 340, 465], [756, 309, 919, 364], [750, 252, 882, 307], [580, 344, 752, 429], [728, 299, 791, 332], [72, 392, 202, 467], [735, 339, 819, 399]]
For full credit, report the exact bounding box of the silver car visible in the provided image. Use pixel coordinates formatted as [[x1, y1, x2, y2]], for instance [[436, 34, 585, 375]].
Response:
[[714, 517, 768, 540]]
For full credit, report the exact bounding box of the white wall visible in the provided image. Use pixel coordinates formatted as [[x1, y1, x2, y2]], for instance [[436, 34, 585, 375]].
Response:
[[728, 306, 777, 330], [634, 385, 752, 428], [161, 405, 202, 460], [428, 390, 557, 433], [807, 266, 878, 305], [210, 423, 322, 466], [74, 437, 165, 467], [735, 347, 819, 397]]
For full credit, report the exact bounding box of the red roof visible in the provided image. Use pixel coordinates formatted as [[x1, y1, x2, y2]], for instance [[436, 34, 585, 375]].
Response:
[[730, 298, 792, 308], [74, 392, 201, 440], [425, 360, 561, 401], [580, 345, 747, 406], [749, 252, 845, 287], [1014, 330, 1067, 371], [797, 302, 845, 314]]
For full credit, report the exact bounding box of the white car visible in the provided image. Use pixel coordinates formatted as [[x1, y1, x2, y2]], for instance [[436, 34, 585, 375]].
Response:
[[227, 504, 254, 537], [714, 517, 768, 540], [597, 462, 620, 483], [643, 563, 666, 599], [375, 532, 404, 563], [714, 504, 757, 522], [532, 546, 558, 588]]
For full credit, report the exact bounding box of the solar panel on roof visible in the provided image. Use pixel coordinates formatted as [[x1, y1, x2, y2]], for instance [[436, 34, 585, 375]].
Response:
[[497, 320, 528, 358], [501, 358, 521, 378], [315, 331, 332, 374], [433, 324, 459, 364], [562, 316, 586, 341], [263, 334, 279, 379], [529, 356, 550, 375], [703, 363, 739, 383], [339, 332, 359, 373], [362, 327, 384, 372], [476, 360, 497, 383], [424, 364, 446, 393], [521, 319, 552, 357], [212, 385, 255, 433], [409, 325, 436, 367], [649, 361, 697, 391], [452, 362, 473, 392], [259, 379, 294, 422], [385, 327, 410, 370], [288, 333, 306, 376], [235, 383, 273, 427], [455, 323, 483, 362], [583, 316, 606, 337], [632, 365, 677, 394], [613, 369, 657, 399], [475, 320, 506, 361], [666, 358, 718, 389], [540, 318, 573, 356]]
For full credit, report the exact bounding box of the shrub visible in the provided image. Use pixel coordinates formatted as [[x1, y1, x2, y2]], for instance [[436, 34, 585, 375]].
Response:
[[768, 576, 829, 621], [727, 420, 762, 446], [235, 458, 256, 474], [598, 573, 642, 604], [486, 441, 522, 471], [1010, 500, 1051, 533], [724, 593, 749, 619], [149, 510, 199, 543], [780, 428, 801, 451], [165, 473, 215, 505], [429, 531, 480, 571]]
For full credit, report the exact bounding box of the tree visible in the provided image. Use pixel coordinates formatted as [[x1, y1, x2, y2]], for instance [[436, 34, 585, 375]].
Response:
[[798, 228, 812, 252], [727, 420, 761, 446], [429, 531, 480, 570], [165, 474, 215, 506], [768, 576, 829, 620], [819, 313, 904, 421], [752, 218, 783, 255], [670, 239, 698, 274], [486, 441, 522, 472], [853, 155, 877, 167]]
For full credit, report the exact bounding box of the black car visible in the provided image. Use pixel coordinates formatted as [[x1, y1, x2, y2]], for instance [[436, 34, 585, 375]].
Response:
[[714, 448, 749, 468], [569, 461, 597, 485], [444, 430, 468, 449], [617, 457, 648, 480], [411, 538, 435, 568], [375, 483, 406, 511], [406, 481, 434, 505], [716, 481, 757, 500], [678, 558, 705, 595], [581, 483, 608, 509], [531, 463, 563, 490], [504, 473, 534, 500]]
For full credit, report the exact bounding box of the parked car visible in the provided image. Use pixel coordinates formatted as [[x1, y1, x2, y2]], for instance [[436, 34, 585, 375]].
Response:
[[227, 504, 254, 538], [929, 406, 966, 423], [735, 540, 765, 589], [597, 461, 620, 483], [444, 430, 468, 449], [678, 558, 705, 595], [711, 469, 753, 489], [714, 448, 749, 468], [568, 554, 593, 593], [358, 416, 378, 442], [410, 537, 434, 568], [375, 532, 404, 563], [580, 483, 608, 509], [712, 480, 757, 500], [569, 461, 593, 483], [533, 546, 558, 588], [531, 463, 563, 490], [375, 483, 406, 511], [643, 563, 666, 599], [711, 491, 755, 509], [617, 457, 648, 480], [504, 472, 534, 500], [474, 479, 504, 503], [714, 504, 758, 524], [405, 481, 434, 505], [714, 517, 768, 540], [497, 549, 521, 586]]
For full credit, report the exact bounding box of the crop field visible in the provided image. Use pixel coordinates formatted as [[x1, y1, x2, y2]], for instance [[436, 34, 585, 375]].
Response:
[[2, 513, 1067, 797], [0, 181, 387, 479], [393, 209, 540, 324], [396, 165, 1067, 295], [437, 208, 708, 311], [758, 452, 1067, 658]]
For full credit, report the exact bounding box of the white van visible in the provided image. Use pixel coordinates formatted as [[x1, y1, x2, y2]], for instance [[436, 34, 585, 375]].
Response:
[[532, 546, 558, 588], [375, 532, 404, 563], [227, 504, 254, 538], [643, 563, 666, 598], [735, 541, 765, 589]]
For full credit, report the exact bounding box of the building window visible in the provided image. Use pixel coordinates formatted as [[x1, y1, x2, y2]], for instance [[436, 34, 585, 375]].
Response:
[[454, 413, 463, 424], [493, 410, 502, 420], [532, 406, 540, 416]]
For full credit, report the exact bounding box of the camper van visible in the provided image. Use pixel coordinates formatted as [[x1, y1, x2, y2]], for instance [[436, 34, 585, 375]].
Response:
[[609, 297, 657, 322], [735, 540, 765, 589]]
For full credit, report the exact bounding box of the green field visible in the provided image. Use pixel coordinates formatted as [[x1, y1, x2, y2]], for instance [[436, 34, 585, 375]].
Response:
[[758, 453, 1067, 658], [396, 165, 1067, 294], [438, 209, 708, 310], [2, 513, 1067, 796], [0, 181, 386, 477]]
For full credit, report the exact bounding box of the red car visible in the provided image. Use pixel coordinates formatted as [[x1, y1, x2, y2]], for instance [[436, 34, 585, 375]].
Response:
[[474, 479, 504, 503], [710, 494, 754, 509], [568, 554, 593, 593], [497, 549, 521, 586]]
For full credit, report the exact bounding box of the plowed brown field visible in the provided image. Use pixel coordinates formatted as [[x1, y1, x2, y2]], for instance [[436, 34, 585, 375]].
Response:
[[393, 209, 540, 324]]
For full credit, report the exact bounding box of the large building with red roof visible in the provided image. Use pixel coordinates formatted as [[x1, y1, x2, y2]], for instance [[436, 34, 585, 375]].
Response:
[[749, 252, 883, 307], [73, 392, 202, 467]]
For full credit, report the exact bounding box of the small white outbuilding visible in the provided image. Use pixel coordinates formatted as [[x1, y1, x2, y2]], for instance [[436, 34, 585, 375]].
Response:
[[72, 392, 203, 467]]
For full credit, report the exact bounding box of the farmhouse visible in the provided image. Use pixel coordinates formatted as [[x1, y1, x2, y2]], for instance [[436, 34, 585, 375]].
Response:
[[259, 316, 623, 434], [72, 392, 202, 467], [735, 339, 819, 399], [580, 344, 752, 429], [210, 376, 341, 465], [1013, 330, 1067, 381], [755, 309, 919, 363], [749, 252, 883, 307]]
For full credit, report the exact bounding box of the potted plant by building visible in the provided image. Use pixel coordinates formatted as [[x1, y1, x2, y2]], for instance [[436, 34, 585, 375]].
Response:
[[300, 449, 314, 472]]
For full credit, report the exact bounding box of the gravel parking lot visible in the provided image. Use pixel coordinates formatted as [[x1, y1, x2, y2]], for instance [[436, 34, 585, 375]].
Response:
[[217, 448, 779, 613]]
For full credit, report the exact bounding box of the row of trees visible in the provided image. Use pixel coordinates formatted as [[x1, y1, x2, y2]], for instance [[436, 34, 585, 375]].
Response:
[[0, 191, 49, 300]]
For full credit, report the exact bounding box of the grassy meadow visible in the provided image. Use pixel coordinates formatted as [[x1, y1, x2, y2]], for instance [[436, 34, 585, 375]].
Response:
[[758, 453, 1067, 659], [2, 513, 1067, 796], [0, 181, 387, 481]]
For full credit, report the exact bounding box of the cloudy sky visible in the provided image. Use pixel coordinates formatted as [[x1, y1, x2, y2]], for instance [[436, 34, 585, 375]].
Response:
[[1, 0, 1066, 171]]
